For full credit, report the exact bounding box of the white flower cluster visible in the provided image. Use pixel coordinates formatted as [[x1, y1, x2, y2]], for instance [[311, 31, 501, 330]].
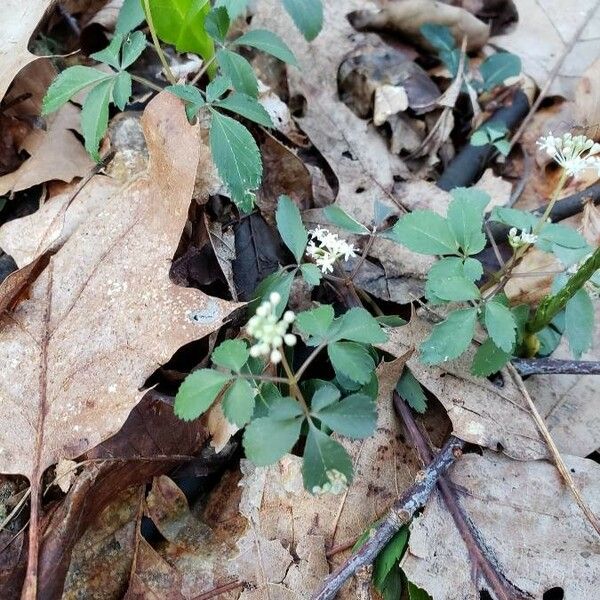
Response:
[[247, 292, 296, 364], [537, 132, 600, 178], [311, 469, 349, 496], [306, 226, 358, 274], [508, 227, 538, 248]]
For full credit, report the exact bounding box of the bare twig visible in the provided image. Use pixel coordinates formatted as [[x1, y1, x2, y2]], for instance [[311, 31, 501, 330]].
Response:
[[393, 393, 530, 600], [511, 358, 600, 376], [507, 363, 600, 537], [311, 437, 465, 600]]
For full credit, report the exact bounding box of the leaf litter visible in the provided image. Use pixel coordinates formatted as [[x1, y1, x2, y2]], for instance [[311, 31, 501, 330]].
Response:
[[0, 1, 599, 599]]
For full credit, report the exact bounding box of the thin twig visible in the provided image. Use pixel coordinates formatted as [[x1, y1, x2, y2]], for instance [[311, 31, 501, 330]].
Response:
[[507, 363, 600, 537], [191, 579, 245, 600], [511, 358, 600, 376], [394, 393, 529, 600], [311, 437, 465, 600]]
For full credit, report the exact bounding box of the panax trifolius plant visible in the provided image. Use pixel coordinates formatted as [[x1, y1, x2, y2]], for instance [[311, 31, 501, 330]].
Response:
[[386, 132, 600, 375], [41, 0, 323, 212]]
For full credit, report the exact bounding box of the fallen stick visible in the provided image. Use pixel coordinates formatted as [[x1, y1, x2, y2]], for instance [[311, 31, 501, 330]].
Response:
[[511, 358, 600, 376], [311, 436, 465, 600]]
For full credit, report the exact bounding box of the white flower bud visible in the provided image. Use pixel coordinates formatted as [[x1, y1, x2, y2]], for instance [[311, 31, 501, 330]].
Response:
[[270, 349, 282, 363], [284, 334, 297, 347], [269, 291, 281, 305], [256, 304, 269, 317], [272, 335, 283, 347], [249, 345, 261, 357], [283, 310, 295, 323]]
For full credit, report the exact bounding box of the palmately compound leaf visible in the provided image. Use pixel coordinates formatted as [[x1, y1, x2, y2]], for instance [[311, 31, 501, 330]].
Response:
[[332, 307, 388, 344], [390, 210, 459, 256], [300, 263, 322, 286], [395, 368, 427, 413], [323, 205, 370, 235], [146, 0, 214, 63], [471, 338, 511, 377], [206, 75, 231, 102], [295, 304, 335, 340], [484, 299, 517, 352], [81, 78, 115, 161], [243, 397, 304, 465], [175, 369, 232, 421], [425, 257, 480, 304], [303, 423, 353, 493], [479, 52, 521, 91], [213, 93, 273, 127], [282, 0, 323, 41], [420, 308, 478, 364], [209, 109, 262, 212], [446, 187, 489, 255], [42, 66, 111, 115], [313, 393, 376, 439], [275, 195, 308, 262], [537, 223, 589, 250], [328, 341, 374, 385], [216, 48, 258, 97], [204, 6, 230, 42], [222, 377, 255, 426], [112, 71, 132, 111], [233, 29, 297, 65], [211, 339, 249, 371], [565, 289, 594, 359]]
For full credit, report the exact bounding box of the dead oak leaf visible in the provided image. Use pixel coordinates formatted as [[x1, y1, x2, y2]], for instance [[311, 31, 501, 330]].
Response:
[[0, 0, 53, 101], [402, 451, 600, 599], [0, 92, 241, 577]]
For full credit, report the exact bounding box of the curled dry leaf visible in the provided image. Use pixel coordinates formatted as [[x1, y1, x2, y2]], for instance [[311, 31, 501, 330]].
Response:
[[379, 316, 547, 460], [348, 0, 490, 51], [0, 59, 94, 196], [0, 0, 53, 101], [402, 451, 600, 599], [492, 0, 600, 100], [0, 92, 241, 583]]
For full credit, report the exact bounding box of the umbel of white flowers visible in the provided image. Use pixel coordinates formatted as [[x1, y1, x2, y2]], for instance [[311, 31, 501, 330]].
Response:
[[306, 226, 358, 273], [508, 227, 538, 248], [247, 292, 296, 364], [537, 132, 600, 177]]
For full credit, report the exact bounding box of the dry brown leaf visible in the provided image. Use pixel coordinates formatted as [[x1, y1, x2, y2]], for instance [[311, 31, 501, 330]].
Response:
[[62, 486, 144, 599], [379, 317, 547, 460], [0, 175, 120, 267], [582, 199, 600, 245], [0, 1, 53, 101], [0, 92, 241, 574], [574, 58, 600, 140], [349, 0, 490, 51], [474, 168, 513, 211], [492, 0, 600, 100], [373, 84, 409, 126], [0, 61, 94, 195], [402, 451, 600, 599]]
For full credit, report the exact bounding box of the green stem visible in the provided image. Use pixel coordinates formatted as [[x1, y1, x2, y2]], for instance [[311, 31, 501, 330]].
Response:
[[130, 74, 164, 93], [280, 353, 311, 417], [142, 0, 176, 85], [527, 247, 600, 335], [237, 372, 289, 384], [191, 54, 217, 85], [295, 342, 327, 381]]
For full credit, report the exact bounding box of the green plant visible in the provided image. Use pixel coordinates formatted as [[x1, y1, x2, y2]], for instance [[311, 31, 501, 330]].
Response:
[[386, 131, 600, 375], [41, 0, 323, 212], [420, 23, 521, 93]]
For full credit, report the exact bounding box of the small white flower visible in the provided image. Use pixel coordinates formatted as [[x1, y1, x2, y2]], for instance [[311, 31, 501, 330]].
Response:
[[508, 227, 537, 248], [270, 349, 282, 363], [537, 132, 600, 178], [305, 227, 358, 274]]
